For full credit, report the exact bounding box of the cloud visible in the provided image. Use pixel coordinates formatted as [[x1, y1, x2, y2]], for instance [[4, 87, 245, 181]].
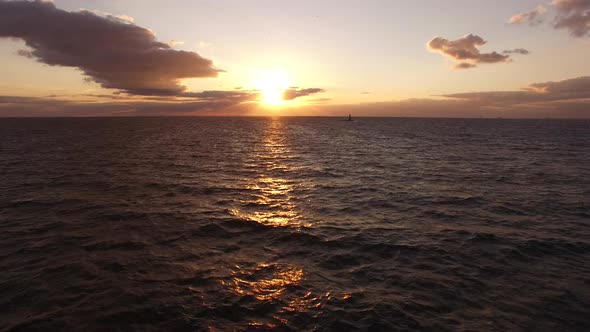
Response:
[[0, 93, 257, 117], [282, 88, 325, 100], [0, 0, 221, 96], [427, 34, 512, 69], [2, 77, 589, 118], [82, 9, 135, 24], [311, 76, 590, 118], [306, 97, 332, 104], [0, 84, 327, 116], [180, 90, 259, 101], [168, 40, 185, 47], [510, 1, 590, 37], [508, 5, 547, 26], [552, 0, 590, 37], [456, 62, 477, 69], [180, 87, 324, 102], [525, 76, 590, 96], [503, 48, 531, 55], [443, 76, 590, 105]]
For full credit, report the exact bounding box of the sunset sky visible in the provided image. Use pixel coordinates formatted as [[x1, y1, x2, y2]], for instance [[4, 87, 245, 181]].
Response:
[[1, 0, 589, 117]]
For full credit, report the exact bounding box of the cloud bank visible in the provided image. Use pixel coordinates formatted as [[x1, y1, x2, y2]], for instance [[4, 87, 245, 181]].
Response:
[[444, 76, 590, 102], [427, 35, 527, 69], [315, 76, 590, 118], [1, 76, 589, 118], [0, 0, 221, 96]]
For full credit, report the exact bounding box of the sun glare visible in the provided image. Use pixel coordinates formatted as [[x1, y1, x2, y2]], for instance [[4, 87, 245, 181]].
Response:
[[253, 71, 291, 105]]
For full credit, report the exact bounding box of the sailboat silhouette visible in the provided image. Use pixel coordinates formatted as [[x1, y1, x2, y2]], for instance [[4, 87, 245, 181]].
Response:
[[346, 114, 353, 121]]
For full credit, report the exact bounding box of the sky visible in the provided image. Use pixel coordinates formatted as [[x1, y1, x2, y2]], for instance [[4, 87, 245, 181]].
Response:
[[0, 0, 589, 117]]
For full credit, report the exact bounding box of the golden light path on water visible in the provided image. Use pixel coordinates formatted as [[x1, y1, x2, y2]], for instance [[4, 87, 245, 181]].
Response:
[[222, 118, 328, 328], [230, 264, 304, 302], [229, 118, 307, 228]]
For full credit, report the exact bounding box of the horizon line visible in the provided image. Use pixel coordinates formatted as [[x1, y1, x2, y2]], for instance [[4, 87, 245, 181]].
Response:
[[1, 115, 589, 120]]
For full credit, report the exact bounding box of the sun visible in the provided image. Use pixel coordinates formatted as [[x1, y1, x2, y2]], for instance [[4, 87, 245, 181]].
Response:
[[252, 71, 291, 105]]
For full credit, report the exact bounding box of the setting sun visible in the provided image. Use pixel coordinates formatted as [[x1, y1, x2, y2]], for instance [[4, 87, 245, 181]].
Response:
[[252, 71, 291, 105], [2, 1, 590, 331]]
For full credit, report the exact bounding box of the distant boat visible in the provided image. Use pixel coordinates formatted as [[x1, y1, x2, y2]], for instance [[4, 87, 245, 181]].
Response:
[[346, 114, 353, 121]]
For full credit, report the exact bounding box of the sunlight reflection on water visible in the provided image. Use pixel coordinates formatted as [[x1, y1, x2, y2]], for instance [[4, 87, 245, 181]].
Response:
[[219, 262, 327, 328], [227, 263, 304, 302], [220, 119, 327, 328], [230, 118, 307, 228]]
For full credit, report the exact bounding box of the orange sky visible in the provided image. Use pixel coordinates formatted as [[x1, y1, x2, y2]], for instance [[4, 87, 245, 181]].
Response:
[[1, 0, 589, 118]]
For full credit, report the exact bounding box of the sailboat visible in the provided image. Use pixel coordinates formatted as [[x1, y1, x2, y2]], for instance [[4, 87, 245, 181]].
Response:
[[346, 114, 353, 121]]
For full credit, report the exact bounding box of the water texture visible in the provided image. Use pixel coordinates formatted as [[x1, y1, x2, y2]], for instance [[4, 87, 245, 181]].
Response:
[[1, 117, 589, 331]]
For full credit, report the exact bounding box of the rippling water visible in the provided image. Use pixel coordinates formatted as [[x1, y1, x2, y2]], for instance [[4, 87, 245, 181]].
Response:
[[1, 117, 589, 331]]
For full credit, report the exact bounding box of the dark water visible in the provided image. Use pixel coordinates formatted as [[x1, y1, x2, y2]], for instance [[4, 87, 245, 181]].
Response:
[[1, 117, 589, 331]]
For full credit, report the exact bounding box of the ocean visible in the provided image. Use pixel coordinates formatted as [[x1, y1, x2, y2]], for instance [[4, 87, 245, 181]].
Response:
[[1, 117, 589, 331]]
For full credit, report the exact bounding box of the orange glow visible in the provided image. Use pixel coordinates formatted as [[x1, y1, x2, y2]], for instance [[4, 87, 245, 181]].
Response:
[[220, 262, 327, 327], [252, 71, 291, 106], [230, 118, 310, 227], [227, 263, 304, 301]]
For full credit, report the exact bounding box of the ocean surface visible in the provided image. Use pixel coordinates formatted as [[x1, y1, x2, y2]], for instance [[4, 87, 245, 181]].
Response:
[[1, 117, 589, 331]]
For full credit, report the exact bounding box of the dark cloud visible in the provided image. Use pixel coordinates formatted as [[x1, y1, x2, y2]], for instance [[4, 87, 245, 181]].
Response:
[[552, 0, 590, 37], [427, 35, 512, 69], [0, 0, 221, 96], [282, 88, 324, 100], [503, 48, 531, 55], [508, 5, 547, 26]]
